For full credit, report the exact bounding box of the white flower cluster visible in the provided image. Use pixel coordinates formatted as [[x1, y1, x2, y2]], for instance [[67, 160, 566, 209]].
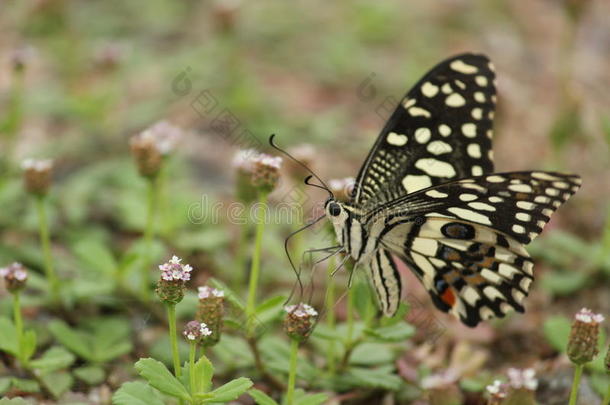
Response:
[[21, 159, 53, 172], [183, 322, 212, 341], [233, 149, 282, 171], [575, 307, 605, 324], [198, 286, 224, 299], [134, 121, 182, 155], [507, 368, 538, 391], [284, 303, 318, 318], [0, 262, 28, 281], [159, 256, 192, 281], [486, 380, 506, 398]]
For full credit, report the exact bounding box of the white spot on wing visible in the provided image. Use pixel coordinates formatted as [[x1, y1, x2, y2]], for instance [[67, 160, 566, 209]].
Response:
[[446, 93, 466, 107], [409, 106, 431, 118], [421, 82, 439, 97], [461, 123, 477, 137], [427, 141, 452, 155], [471, 165, 483, 176], [450, 59, 479, 74], [439, 124, 451, 137], [468, 202, 496, 211], [386, 132, 408, 146], [475, 75, 488, 86], [415, 159, 456, 178], [414, 128, 432, 143], [426, 190, 448, 198], [402, 175, 432, 193], [467, 143, 482, 158], [447, 207, 492, 225]]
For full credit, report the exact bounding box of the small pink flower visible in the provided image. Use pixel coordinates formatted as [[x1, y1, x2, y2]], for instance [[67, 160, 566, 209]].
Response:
[[1, 262, 28, 291], [574, 308, 605, 324], [198, 286, 224, 299], [159, 255, 192, 281]]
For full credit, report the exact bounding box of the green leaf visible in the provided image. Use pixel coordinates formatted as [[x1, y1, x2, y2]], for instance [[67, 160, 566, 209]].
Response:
[[294, 392, 329, 405], [589, 372, 609, 397], [89, 317, 133, 362], [71, 238, 117, 276], [10, 378, 39, 392], [29, 346, 75, 372], [365, 321, 415, 342], [191, 355, 214, 394], [74, 365, 106, 385], [40, 371, 73, 399], [48, 320, 92, 361], [542, 316, 571, 353], [248, 388, 279, 405], [0, 377, 11, 394], [345, 366, 402, 390], [135, 358, 190, 400], [207, 377, 253, 403], [541, 271, 589, 296], [112, 381, 165, 405], [352, 279, 376, 322], [21, 329, 37, 362], [254, 295, 286, 324], [209, 278, 245, 311], [349, 342, 395, 365], [0, 317, 18, 356]]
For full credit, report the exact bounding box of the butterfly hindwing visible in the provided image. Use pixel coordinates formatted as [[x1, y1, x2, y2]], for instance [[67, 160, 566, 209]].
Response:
[[368, 248, 402, 317], [353, 53, 497, 208], [379, 217, 533, 326], [364, 170, 580, 324]]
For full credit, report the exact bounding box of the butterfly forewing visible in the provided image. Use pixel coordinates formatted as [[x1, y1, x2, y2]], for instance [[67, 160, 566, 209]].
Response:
[[367, 171, 582, 244], [353, 53, 497, 209]]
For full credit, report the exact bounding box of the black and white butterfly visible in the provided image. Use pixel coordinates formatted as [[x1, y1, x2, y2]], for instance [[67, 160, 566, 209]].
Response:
[[315, 53, 581, 327]]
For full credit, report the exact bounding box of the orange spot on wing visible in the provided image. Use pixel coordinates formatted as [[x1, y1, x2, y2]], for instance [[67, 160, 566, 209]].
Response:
[[440, 288, 456, 307]]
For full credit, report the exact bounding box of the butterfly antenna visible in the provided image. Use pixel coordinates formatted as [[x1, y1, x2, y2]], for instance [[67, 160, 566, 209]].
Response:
[[283, 214, 327, 305], [269, 134, 334, 198]]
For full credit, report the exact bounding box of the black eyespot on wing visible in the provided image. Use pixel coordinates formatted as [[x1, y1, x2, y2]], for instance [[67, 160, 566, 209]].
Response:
[[441, 222, 476, 239]]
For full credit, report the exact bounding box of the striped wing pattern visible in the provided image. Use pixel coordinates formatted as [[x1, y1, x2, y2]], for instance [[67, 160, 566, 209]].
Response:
[[353, 53, 497, 209], [368, 171, 581, 326]]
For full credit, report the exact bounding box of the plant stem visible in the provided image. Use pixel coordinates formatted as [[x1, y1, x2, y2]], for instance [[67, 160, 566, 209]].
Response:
[[245, 192, 267, 336], [325, 254, 336, 375], [167, 303, 181, 377], [35, 195, 59, 302], [234, 206, 250, 290], [568, 364, 584, 405], [189, 341, 196, 397], [141, 175, 160, 301], [285, 338, 299, 405], [13, 292, 24, 363]]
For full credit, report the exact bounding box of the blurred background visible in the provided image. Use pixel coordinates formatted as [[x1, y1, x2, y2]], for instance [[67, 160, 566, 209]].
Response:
[[1, 0, 610, 402]]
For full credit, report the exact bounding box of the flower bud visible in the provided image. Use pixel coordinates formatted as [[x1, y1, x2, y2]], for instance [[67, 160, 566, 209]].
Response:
[[155, 256, 192, 304], [567, 308, 604, 365], [233, 149, 282, 199], [22, 159, 53, 195], [283, 303, 318, 342], [130, 121, 182, 178], [196, 286, 224, 347], [183, 320, 212, 342], [11, 46, 34, 72], [0, 262, 28, 292], [502, 368, 538, 405]]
